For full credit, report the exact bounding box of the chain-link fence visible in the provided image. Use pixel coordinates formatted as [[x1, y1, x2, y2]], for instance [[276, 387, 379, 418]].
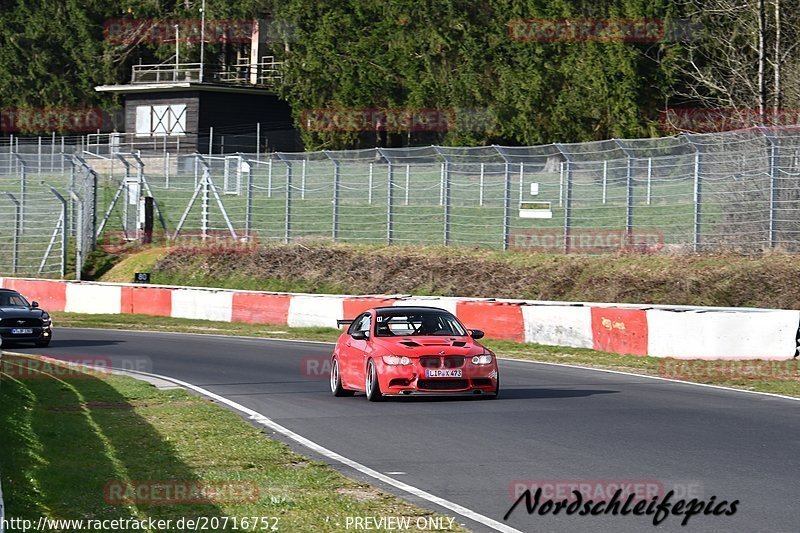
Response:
[[3, 126, 800, 279]]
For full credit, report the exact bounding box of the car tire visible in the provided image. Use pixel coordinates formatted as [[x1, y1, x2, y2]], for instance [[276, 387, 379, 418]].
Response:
[[365, 359, 383, 402], [330, 357, 354, 397], [34, 337, 51, 348], [487, 373, 500, 399]]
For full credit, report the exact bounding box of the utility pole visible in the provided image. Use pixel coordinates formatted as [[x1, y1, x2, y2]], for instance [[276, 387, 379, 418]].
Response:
[[758, 0, 767, 125], [773, 0, 782, 123], [199, 0, 206, 82]]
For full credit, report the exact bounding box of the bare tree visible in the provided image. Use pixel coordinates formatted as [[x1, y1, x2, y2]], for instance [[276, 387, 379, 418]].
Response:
[[671, 0, 800, 126]]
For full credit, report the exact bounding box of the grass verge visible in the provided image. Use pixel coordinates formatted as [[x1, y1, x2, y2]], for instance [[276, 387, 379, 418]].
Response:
[[51, 312, 800, 398], [94, 242, 800, 309], [0, 352, 467, 533]]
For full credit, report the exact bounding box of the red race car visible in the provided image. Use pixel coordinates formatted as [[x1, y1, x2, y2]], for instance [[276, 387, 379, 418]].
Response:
[[330, 306, 499, 401]]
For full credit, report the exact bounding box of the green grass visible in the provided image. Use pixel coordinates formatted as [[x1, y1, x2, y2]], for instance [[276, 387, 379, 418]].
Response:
[[50, 312, 800, 398], [98, 248, 170, 283], [0, 352, 468, 532], [91, 241, 800, 308], [91, 164, 716, 249]]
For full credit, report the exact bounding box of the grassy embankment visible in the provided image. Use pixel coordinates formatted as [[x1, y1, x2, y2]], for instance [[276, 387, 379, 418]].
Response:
[[0, 353, 467, 532]]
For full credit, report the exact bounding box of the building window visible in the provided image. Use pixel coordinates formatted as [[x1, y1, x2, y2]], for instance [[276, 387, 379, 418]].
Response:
[[135, 104, 186, 136]]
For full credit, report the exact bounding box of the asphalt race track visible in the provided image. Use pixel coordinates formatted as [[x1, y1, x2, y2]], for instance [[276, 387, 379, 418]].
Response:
[[10, 328, 800, 533]]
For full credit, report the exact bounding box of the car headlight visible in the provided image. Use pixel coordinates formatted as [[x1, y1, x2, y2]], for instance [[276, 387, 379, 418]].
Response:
[[471, 353, 493, 365], [382, 355, 412, 366]]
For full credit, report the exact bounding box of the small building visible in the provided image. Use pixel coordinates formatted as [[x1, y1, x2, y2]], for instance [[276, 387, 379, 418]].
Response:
[[95, 26, 300, 153]]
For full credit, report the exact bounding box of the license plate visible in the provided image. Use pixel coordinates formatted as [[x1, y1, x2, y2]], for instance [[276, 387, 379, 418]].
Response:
[[425, 369, 462, 378], [11, 328, 33, 335]]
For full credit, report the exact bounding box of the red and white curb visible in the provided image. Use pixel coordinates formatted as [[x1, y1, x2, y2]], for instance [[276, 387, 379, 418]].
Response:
[[2, 277, 799, 361]]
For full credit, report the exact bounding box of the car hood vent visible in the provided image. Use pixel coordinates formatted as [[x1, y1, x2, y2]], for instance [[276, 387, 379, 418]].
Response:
[[396, 339, 471, 348], [399, 340, 422, 347]]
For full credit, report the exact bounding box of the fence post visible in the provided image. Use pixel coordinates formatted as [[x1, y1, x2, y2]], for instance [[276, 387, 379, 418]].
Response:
[[518, 162, 524, 202], [443, 161, 450, 246], [502, 162, 510, 250], [693, 151, 701, 252], [284, 162, 292, 243], [256, 122, 261, 162], [245, 160, 254, 241], [50, 187, 68, 278], [405, 164, 410, 205], [769, 142, 778, 247], [16, 155, 26, 235], [564, 161, 573, 254], [602, 160, 608, 204], [68, 190, 83, 281], [646, 157, 652, 206], [368, 162, 374, 205], [558, 161, 564, 207], [479, 163, 485, 206], [332, 160, 340, 241], [89, 167, 98, 248], [625, 155, 633, 244], [267, 158, 273, 198], [201, 164, 209, 239], [387, 162, 394, 244], [68, 156, 76, 236], [301, 159, 306, 200], [4, 192, 20, 275], [439, 162, 444, 206], [38, 136, 42, 175]]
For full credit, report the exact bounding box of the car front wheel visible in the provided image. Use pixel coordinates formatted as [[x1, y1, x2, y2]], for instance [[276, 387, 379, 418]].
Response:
[[35, 337, 51, 348], [365, 359, 383, 402], [486, 372, 500, 399], [330, 357, 354, 397]]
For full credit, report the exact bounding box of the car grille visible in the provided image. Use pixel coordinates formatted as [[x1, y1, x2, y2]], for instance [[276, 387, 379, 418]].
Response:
[[419, 356, 465, 369], [0, 317, 42, 327], [417, 379, 469, 390], [444, 356, 464, 368], [420, 356, 441, 369]]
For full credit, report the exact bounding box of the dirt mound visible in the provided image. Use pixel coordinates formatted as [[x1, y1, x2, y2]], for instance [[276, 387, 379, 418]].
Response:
[[142, 243, 800, 309]]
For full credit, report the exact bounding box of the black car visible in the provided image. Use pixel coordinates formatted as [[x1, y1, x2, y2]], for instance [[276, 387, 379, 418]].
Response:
[[0, 289, 52, 347]]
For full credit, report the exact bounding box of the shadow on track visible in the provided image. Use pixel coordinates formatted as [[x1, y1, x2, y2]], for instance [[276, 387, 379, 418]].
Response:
[[379, 388, 619, 402]]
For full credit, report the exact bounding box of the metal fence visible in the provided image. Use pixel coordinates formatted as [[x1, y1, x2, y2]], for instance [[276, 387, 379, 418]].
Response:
[[2, 126, 800, 278]]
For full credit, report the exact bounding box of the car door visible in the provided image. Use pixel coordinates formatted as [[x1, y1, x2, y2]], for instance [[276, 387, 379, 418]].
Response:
[[348, 313, 371, 389], [341, 313, 369, 389]]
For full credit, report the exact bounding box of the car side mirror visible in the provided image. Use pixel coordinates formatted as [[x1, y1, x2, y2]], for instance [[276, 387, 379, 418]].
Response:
[[470, 329, 485, 340], [351, 330, 368, 340], [31, 301, 39, 308]]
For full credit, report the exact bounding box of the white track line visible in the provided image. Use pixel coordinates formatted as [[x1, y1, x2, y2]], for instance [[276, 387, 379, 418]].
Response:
[[58, 360, 522, 533], [500, 358, 800, 403]]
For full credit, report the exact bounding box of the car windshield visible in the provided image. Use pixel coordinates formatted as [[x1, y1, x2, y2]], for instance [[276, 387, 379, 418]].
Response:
[[0, 292, 29, 307], [375, 310, 467, 337]]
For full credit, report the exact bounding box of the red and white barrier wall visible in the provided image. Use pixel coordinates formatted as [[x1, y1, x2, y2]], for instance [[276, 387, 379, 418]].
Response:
[[2, 277, 797, 361]]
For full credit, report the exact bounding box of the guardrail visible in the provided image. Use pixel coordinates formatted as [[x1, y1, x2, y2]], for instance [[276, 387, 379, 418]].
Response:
[[2, 277, 797, 361]]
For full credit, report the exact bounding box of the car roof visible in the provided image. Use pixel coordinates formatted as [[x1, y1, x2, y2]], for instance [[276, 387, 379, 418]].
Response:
[[373, 306, 453, 314], [0, 289, 20, 293]]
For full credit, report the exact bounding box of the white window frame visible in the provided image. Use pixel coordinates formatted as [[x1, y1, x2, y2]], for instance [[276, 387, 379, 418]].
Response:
[[135, 104, 187, 137]]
